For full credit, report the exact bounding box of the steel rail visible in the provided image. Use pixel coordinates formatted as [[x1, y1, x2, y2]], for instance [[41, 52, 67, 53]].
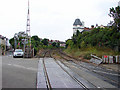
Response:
[[43, 51, 52, 90], [54, 59, 89, 90], [58, 50, 120, 87], [49, 51, 91, 89]]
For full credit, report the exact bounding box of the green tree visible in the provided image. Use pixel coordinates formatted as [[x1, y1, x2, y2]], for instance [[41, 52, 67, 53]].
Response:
[[31, 35, 40, 41], [31, 35, 41, 55], [66, 39, 74, 48], [52, 42, 56, 47], [9, 38, 14, 48], [109, 6, 120, 31], [41, 38, 49, 46], [56, 42, 60, 48]]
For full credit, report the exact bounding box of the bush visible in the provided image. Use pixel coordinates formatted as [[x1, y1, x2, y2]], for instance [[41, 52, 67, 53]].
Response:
[[83, 53, 91, 60]]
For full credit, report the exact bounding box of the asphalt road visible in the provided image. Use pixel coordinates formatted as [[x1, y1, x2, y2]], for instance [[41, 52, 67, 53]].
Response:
[[2, 56, 39, 88]]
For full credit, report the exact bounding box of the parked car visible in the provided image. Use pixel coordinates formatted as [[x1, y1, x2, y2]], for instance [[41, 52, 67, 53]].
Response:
[[13, 49, 24, 58]]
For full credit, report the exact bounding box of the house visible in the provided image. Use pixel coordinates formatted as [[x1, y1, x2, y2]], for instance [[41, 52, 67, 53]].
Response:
[[18, 31, 27, 37], [73, 18, 96, 34], [73, 18, 84, 34], [0, 35, 10, 52], [60, 41, 66, 47]]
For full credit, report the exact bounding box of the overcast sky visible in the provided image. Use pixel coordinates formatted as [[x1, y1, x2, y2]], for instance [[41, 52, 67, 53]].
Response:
[[0, 0, 119, 41]]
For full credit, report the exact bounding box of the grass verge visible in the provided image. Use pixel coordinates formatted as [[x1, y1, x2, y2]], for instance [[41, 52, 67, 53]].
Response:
[[64, 46, 120, 60]]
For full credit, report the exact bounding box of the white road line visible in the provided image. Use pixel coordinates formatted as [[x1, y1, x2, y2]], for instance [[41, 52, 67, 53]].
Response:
[[7, 63, 37, 71], [8, 64, 12, 66], [13, 64, 26, 68], [27, 67, 37, 71]]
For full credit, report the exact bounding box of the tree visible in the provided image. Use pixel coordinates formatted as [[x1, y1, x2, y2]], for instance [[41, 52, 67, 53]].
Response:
[[31, 35, 41, 55], [41, 38, 49, 46], [109, 6, 120, 31], [66, 39, 74, 48], [56, 42, 60, 48], [31, 35, 40, 41], [52, 42, 56, 47], [9, 38, 14, 48]]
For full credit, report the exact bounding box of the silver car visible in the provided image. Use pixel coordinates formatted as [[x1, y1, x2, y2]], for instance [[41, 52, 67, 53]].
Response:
[[13, 49, 24, 58]]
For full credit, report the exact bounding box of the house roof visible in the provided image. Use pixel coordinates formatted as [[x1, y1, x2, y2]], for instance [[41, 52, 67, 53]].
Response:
[[73, 18, 82, 26]]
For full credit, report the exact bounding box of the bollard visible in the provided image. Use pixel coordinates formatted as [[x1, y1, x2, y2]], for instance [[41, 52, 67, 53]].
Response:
[[104, 55, 109, 64], [119, 56, 120, 64], [102, 55, 108, 63], [102, 56, 105, 63], [115, 55, 120, 64], [109, 56, 113, 64], [115, 56, 118, 64]]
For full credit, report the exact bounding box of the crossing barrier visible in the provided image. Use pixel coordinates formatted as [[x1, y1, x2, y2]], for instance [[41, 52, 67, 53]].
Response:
[[115, 56, 120, 64], [102, 55, 109, 63], [102, 55, 120, 64]]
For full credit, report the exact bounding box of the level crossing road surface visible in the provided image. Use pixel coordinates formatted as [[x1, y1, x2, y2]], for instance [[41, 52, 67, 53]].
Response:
[[37, 58, 118, 89], [37, 58, 83, 88], [1, 55, 119, 89]]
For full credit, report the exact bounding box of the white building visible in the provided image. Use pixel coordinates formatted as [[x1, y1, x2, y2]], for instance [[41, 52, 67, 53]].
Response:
[[73, 18, 84, 34]]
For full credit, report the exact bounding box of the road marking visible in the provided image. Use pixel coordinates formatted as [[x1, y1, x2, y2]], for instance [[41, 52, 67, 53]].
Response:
[[27, 67, 37, 71], [13, 64, 26, 68], [8, 64, 12, 66], [7, 63, 37, 71], [93, 70, 120, 76]]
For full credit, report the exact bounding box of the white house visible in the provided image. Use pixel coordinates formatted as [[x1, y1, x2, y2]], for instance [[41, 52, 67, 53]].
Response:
[[73, 18, 84, 34]]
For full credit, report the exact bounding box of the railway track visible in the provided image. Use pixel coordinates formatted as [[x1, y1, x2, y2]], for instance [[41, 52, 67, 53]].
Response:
[[54, 59, 92, 89], [40, 50, 94, 89], [57, 50, 120, 88], [43, 58, 52, 90], [39, 50, 52, 90]]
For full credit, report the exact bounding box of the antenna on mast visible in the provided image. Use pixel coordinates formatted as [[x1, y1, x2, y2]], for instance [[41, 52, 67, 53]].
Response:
[[26, 0, 31, 48], [24, 0, 33, 58]]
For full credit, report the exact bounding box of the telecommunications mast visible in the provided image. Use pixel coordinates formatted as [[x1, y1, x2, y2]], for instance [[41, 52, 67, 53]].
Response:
[[24, 0, 33, 58], [26, 0, 31, 49]]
